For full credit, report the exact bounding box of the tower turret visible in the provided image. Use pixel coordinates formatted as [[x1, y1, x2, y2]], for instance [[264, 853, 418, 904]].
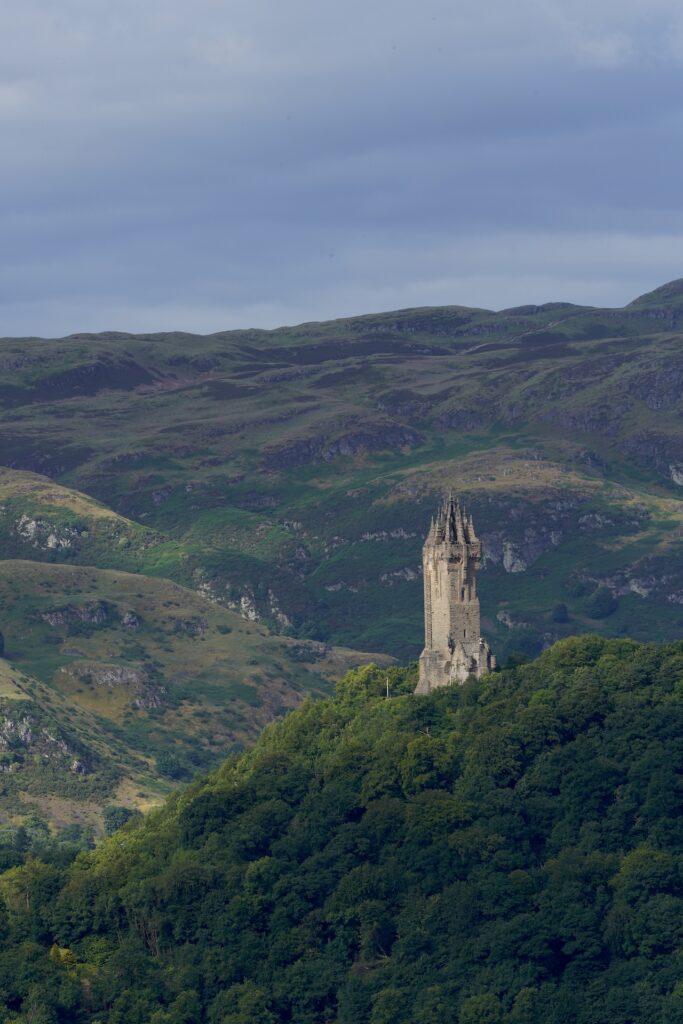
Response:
[[415, 495, 496, 694]]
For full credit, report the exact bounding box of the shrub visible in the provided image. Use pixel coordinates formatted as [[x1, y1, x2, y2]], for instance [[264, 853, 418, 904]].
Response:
[[551, 602, 569, 623], [155, 752, 186, 780], [584, 587, 618, 619], [103, 806, 140, 836]]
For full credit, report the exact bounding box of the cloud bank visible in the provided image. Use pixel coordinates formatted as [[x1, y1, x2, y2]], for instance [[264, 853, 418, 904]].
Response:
[[1, 0, 682, 335]]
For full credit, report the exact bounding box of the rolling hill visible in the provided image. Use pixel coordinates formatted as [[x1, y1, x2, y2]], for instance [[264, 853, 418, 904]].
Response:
[[1, 280, 683, 660], [0, 279, 683, 827], [0, 559, 388, 830]]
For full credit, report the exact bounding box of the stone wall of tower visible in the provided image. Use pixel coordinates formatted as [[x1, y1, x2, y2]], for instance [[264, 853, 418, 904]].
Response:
[[416, 496, 496, 694]]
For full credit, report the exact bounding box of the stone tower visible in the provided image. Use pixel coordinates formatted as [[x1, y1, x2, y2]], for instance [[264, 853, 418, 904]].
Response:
[[415, 495, 496, 694]]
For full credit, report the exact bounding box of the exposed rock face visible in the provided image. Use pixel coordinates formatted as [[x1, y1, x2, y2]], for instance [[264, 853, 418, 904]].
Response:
[[13, 513, 86, 552], [496, 610, 530, 629], [41, 601, 111, 628], [482, 525, 563, 573], [578, 512, 612, 530], [360, 528, 416, 541], [267, 591, 292, 629], [502, 542, 528, 574], [88, 665, 147, 687], [168, 616, 207, 637], [380, 566, 420, 585], [581, 555, 683, 605], [58, 661, 166, 709], [238, 593, 259, 621], [324, 582, 358, 593], [0, 701, 93, 774], [285, 640, 331, 662], [197, 580, 292, 631]]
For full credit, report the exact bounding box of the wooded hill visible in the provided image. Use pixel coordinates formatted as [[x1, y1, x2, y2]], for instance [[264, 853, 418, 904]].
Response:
[[1, 636, 683, 1023]]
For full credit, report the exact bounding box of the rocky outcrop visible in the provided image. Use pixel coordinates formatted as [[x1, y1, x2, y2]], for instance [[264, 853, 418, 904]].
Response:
[[0, 700, 93, 774], [58, 661, 166, 709], [360, 528, 416, 542], [379, 566, 420, 585], [197, 581, 292, 630], [168, 616, 208, 637], [572, 552, 683, 605], [482, 526, 563, 573], [41, 601, 112, 628], [12, 513, 87, 552], [578, 512, 613, 530], [285, 640, 331, 663], [496, 609, 530, 629]]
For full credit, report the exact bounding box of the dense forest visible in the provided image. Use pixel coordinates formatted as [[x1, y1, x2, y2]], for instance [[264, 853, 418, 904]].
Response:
[[2, 636, 683, 1022]]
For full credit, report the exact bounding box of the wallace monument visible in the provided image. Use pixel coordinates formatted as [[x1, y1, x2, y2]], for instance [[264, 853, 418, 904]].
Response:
[[416, 495, 496, 694]]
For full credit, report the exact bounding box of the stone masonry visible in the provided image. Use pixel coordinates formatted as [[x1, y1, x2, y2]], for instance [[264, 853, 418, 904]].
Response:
[[415, 495, 496, 693]]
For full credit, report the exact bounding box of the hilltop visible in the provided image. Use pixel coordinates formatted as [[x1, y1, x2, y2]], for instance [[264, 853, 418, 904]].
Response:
[[1, 637, 683, 1022]]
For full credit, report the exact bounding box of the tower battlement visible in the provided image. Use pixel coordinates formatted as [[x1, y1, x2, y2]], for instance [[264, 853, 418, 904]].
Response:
[[415, 495, 496, 694]]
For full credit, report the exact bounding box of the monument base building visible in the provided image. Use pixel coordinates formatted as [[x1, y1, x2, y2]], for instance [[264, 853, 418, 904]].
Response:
[[415, 495, 496, 695]]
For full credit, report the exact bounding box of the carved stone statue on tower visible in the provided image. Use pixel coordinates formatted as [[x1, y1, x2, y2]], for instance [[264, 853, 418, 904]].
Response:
[[415, 495, 496, 694]]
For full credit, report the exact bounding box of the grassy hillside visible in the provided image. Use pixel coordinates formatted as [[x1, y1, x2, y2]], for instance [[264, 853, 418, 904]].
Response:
[[0, 560, 389, 832], [1, 281, 683, 665], [0, 279, 683, 829], [1, 637, 683, 1022]]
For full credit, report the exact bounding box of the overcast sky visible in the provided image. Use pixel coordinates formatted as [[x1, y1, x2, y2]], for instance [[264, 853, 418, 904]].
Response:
[[1, 0, 683, 336]]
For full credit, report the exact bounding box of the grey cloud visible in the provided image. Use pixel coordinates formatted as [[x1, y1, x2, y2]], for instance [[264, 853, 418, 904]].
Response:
[[1, 0, 683, 335]]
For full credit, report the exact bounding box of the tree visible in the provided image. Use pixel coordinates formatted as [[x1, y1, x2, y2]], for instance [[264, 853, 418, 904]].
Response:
[[551, 603, 569, 623], [155, 752, 185, 780], [103, 806, 140, 836], [458, 994, 504, 1024], [208, 982, 275, 1024], [1, 641, 683, 1022], [584, 587, 618, 619], [371, 989, 406, 1024]]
